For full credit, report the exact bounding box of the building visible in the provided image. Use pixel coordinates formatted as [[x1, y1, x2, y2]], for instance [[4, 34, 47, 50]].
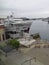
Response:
[[0, 24, 6, 41]]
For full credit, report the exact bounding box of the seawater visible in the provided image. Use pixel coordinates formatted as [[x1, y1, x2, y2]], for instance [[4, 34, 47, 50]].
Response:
[[29, 20, 49, 41]]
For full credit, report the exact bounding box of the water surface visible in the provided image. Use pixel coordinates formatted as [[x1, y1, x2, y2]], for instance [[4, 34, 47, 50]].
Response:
[[30, 20, 49, 41]]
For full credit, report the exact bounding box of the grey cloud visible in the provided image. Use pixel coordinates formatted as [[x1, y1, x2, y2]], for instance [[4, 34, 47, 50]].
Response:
[[0, 0, 49, 18]]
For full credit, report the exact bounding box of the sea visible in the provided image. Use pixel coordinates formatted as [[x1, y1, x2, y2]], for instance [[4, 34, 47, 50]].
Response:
[[29, 20, 49, 41]]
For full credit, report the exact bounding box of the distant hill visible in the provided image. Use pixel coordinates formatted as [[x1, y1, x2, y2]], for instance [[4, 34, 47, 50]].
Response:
[[20, 17, 30, 20]]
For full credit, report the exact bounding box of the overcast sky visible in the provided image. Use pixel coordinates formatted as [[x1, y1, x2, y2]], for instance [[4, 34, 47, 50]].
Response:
[[0, 0, 49, 18]]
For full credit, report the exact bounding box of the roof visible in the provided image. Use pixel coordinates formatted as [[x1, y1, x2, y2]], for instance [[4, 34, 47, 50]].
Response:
[[0, 24, 5, 29]]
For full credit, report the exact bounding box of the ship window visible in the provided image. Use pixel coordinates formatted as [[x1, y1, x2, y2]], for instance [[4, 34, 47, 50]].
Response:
[[11, 24, 13, 26], [18, 24, 24, 26], [6, 31, 19, 34], [10, 31, 16, 34]]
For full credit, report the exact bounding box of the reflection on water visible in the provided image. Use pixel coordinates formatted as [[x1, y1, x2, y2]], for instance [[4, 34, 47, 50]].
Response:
[[30, 20, 49, 41]]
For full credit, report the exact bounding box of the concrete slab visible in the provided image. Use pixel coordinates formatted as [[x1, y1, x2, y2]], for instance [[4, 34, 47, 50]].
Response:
[[18, 38, 36, 47]]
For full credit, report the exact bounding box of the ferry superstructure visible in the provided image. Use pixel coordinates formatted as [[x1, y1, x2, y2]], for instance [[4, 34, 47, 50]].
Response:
[[4, 15, 32, 38]]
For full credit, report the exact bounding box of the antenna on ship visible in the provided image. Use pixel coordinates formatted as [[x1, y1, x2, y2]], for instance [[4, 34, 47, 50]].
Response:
[[10, 12, 14, 18], [12, 12, 14, 15]]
